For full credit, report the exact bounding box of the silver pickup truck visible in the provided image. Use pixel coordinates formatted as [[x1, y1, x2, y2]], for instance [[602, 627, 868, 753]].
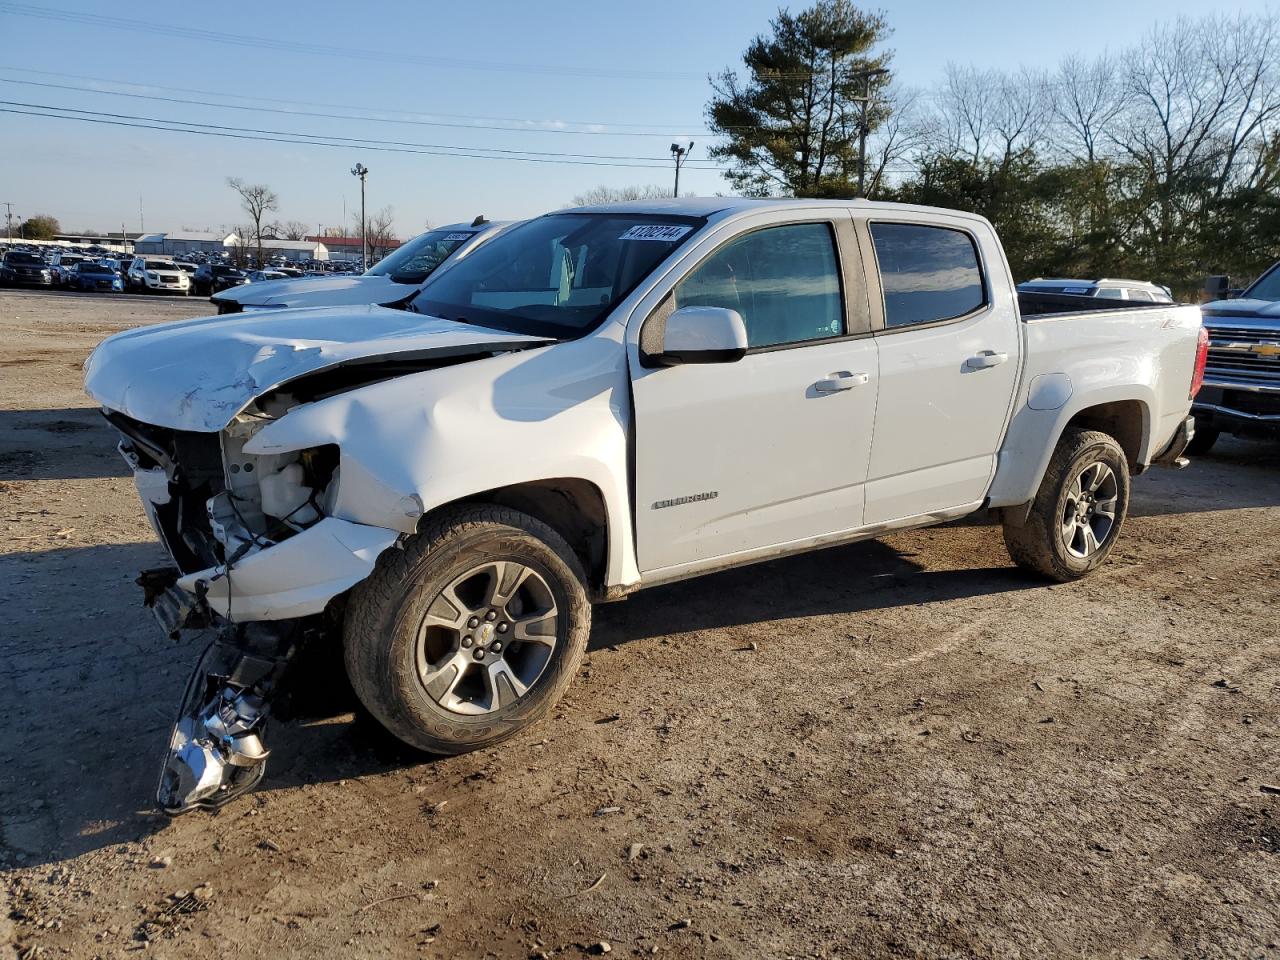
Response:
[[84, 197, 1207, 814], [1192, 263, 1280, 453]]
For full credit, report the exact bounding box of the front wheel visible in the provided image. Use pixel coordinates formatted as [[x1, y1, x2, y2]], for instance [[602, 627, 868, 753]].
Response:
[[344, 505, 591, 755], [1003, 428, 1130, 582]]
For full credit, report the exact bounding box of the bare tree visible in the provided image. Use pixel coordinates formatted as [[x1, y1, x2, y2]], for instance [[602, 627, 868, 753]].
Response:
[[570, 184, 675, 206], [1053, 55, 1128, 164], [355, 206, 397, 261], [1114, 13, 1280, 274], [990, 67, 1050, 165], [936, 64, 1000, 161], [270, 219, 311, 241], [862, 85, 931, 196], [227, 226, 254, 268], [226, 177, 279, 267]]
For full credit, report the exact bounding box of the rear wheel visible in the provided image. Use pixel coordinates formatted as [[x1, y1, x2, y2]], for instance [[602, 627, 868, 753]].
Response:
[[1003, 428, 1130, 582], [1185, 425, 1219, 456], [344, 505, 591, 754]]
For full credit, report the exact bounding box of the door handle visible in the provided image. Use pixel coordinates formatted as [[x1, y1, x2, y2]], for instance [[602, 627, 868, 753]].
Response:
[[814, 372, 870, 393], [965, 351, 1008, 370]]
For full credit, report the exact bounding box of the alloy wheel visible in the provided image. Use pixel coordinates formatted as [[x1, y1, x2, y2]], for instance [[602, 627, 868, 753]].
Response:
[[414, 560, 559, 716], [1061, 460, 1119, 559]]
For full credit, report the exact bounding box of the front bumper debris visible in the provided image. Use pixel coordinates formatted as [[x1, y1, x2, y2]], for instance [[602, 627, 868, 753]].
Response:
[[157, 619, 301, 815]]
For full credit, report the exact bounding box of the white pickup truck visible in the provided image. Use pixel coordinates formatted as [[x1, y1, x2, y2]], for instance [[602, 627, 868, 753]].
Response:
[[84, 197, 1207, 813]]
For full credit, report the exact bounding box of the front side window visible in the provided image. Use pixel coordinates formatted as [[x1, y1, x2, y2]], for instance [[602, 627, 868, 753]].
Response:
[[1244, 263, 1280, 301], [673, 222, 844, 349], [366, 228, 476, 284], [869, 222, 986, 328], [413, 213, 703, 338]]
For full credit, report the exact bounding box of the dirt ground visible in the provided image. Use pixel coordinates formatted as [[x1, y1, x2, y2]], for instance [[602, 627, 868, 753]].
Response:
[[1, 287, 1277, 960]]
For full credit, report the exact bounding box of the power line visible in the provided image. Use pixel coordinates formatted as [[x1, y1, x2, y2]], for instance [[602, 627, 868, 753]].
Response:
[[0, 5, 831, 82], [0, 99, 722, 165], [0, 3, 710, 81], [0, 104, 731, 171], [0, 67, 715, 136]]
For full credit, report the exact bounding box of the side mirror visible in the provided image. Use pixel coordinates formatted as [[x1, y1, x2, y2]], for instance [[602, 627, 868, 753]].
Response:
[[659, 306, 748, 365], [1204, 275, 1232, 300]]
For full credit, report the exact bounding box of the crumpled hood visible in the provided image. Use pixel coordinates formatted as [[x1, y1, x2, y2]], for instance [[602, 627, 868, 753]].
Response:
[[213, 273, 407, 309], [1201, 298, 1280, 321], [84, 304, 551, 432]]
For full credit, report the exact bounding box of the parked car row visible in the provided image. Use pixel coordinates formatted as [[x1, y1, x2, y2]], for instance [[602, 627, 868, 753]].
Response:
[[0, 240, 362, 295]]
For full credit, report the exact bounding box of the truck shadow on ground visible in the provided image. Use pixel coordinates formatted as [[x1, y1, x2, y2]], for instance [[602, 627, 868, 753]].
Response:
[[0, 407, 127, 481]]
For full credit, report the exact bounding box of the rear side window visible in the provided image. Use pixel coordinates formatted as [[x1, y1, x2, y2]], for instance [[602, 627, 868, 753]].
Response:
[[674, 222, 844, 349], [1128, 289, 1153, 302], [869, 223, 985, 328]]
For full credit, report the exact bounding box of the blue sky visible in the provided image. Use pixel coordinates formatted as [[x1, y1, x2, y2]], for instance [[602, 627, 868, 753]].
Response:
[[0, 0, 1262, 239]]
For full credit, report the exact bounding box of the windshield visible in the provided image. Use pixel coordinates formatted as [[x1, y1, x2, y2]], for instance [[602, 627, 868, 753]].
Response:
[[366, 228, 475, 283], [59, 255, 85, 266], [144, 260, 174, 271], [5, 252, 43, 264], [81, 263, 112, 273], [411, 213, 704, 338], [213, 266, 242, 276], [1244, 263, 1280, 301]]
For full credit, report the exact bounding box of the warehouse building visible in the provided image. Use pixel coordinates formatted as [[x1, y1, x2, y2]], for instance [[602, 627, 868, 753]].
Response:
[[132, 231, 238, 256], [228, 237, 329, 262]]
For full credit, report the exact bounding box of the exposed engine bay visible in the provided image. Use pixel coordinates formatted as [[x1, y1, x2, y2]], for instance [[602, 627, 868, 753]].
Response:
[[106, 391, 358, 813]]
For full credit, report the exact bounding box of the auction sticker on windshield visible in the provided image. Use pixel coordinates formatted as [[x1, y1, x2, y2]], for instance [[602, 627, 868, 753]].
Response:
[[442, 233, 472, 242], [619, 225, 694, 242]]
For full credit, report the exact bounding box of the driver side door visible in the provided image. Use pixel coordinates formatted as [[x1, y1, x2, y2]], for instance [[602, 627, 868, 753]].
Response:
[[629, 216, 879, 575]]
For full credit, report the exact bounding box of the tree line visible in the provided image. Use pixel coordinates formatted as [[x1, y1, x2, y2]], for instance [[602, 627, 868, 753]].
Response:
[[704, 2, 1280, 296]]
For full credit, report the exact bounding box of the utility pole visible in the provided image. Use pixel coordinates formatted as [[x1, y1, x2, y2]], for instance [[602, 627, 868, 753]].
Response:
[[350, 163, 368, 271], [669, 142, 693, 198], [2, 202, 14, 244], [855, 67, 889, 199], [138, 195, 145, 233]]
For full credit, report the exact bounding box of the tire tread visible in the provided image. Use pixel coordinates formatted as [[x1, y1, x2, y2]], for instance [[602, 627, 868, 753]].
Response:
[[1003, 428, 1128, 582]]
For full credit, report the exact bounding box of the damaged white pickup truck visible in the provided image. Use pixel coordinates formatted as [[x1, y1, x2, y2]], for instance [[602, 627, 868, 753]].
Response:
[[85, 197, 1207, 813]]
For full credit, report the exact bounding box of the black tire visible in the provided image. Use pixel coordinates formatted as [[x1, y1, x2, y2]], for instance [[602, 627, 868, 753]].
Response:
[[1185, 425, 1219, 457], [343, 504, 591, 755], [1003, 428, 1130, 582]]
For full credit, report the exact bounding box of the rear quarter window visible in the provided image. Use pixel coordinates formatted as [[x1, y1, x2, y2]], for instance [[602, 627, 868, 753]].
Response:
[[869, 222, 986, 328]]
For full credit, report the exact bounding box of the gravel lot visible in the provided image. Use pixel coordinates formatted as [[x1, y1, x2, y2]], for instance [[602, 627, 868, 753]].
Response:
[[1, 288, 1278, 960]]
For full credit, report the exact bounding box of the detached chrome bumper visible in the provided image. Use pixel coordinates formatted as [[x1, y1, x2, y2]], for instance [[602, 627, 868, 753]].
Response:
[[1152, 415, 1195, 469]]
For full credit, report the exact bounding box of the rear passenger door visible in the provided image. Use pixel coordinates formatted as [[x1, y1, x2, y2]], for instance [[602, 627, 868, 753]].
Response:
[[860, 217, 1020, 525]]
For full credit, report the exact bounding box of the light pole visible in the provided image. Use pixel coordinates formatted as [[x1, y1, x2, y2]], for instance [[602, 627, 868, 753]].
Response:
[[854, 67, 889, 199], [350, 163, 369, 270], [670, 142, 693, 198], [2, 202, 14, 245]]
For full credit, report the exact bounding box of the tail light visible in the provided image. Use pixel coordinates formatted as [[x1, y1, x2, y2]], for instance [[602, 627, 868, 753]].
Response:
[[1190, 325, 1209, 399]]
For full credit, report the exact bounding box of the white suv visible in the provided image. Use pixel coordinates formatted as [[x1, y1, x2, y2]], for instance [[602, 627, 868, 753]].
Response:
[[127, 257, 191, 295]]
